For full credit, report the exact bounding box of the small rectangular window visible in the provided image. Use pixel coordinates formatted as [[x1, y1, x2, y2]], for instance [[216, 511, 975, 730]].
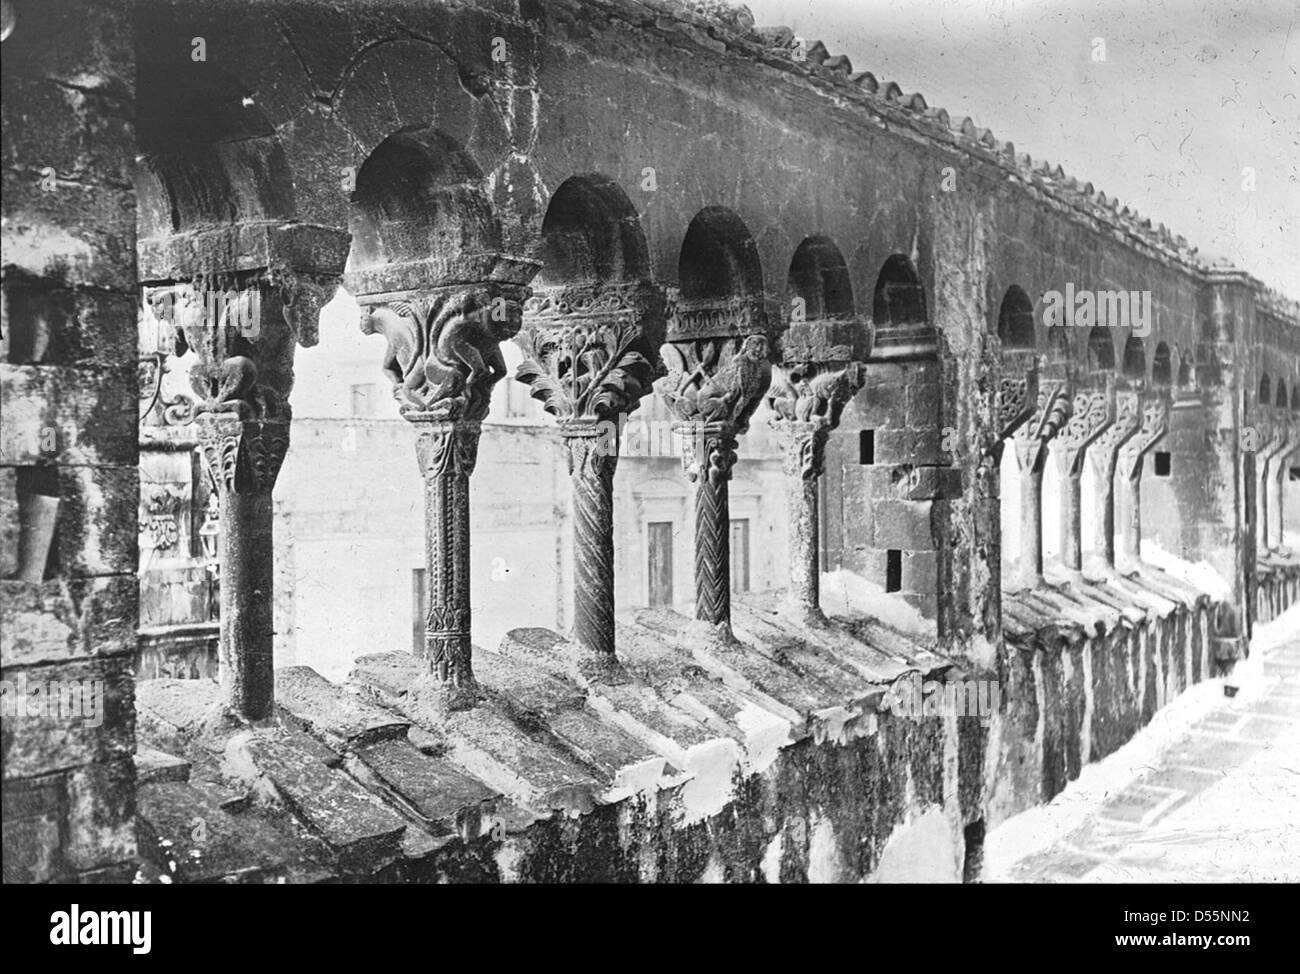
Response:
[[1153, 451, 1171, 477], [885, 549, 902, 592], [859, 429, 875, 465]]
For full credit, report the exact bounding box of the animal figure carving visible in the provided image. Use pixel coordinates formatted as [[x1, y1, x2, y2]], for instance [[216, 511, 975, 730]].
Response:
[[362, 290, 520, 416], [361, 304, 426, 403], [680, 333, 771, 424]]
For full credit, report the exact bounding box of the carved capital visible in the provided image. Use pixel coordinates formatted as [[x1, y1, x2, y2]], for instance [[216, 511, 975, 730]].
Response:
[[1089, 387, 1142, 469], [412, 419, 482, 482], [515, 282, 665, 423], [145, 277, 296, 424], [1117, 394, 1170, 481], [1052, 382, 1116, 475], [657, 334, 773, 433], [1012, 380, 1073, 472], [197, 414, 290, 495], [272, 268, 340, 348], [767, 360, 866, 426], [675, 422, 739, 486], [772, 419, 830, 481], [359, 282, 531, 422]]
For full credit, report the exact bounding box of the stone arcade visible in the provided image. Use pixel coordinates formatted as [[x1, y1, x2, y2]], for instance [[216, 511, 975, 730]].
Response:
[[2, 0, 1299, 883]]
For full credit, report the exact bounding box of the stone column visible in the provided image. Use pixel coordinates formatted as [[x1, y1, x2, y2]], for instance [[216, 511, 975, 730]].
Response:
[[412, 417, 479, 687], [513, 282, 665, 660], [350, 256, 539, 706], [197, 413, 287, 721], [1086, 385, 1141, 570], [1255, 416, 1284, 555], [1269, 422, 1298, 550], [1010, 379, 1072, 590], [142, 226, 348, 721], [982, 350, 1037, 632], [768, 316, 868, 627], [1116, 394, 1169, 566], [1049, 380, 1116, 576], [657, 295, 774, 636]]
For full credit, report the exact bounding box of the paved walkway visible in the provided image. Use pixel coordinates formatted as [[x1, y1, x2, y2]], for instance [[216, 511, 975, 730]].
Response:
[[987, 611, 1300, 882]]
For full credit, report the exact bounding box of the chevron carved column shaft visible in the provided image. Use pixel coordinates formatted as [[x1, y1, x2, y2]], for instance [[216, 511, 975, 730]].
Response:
[[681, 423, 740, 627], [656, 294, 774, 638]]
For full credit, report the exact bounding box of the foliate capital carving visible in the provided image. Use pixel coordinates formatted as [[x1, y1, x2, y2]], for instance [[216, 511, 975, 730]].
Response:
[[1089, 387, 1142, 466], [514, 282, 666, 424], [360, 282, 532, 422], [412, 419, 482, 482], [1118, 394, 1170, 481], [675, 422, 739, 486], [197, 414, 290, 495], [657, 334, 773, 433]]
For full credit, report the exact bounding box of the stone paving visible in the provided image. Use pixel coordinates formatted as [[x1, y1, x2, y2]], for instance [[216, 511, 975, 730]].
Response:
[[990, 618, 1300, 882]]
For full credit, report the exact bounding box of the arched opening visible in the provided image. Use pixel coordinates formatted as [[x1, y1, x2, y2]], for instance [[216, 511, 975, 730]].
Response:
[[1152, 342, 1172, 388], [1277, 379, 1289, 410], [996, 286, 1036, 350], [348, 127, 500, 270], [677, 206, 764, 301], [535, 175, 650, 286], [788, 236, 854, 318], [136, 59, 294, 236], [1122, 336, 1146, 381], [1087, 326, 1115, 372], [134, 58, 304, 698], [1260, 374, 1272, 406], [872, 254, 927, 336]]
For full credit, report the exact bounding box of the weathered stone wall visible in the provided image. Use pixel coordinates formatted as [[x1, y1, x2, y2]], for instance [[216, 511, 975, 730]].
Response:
[[1, 0, 139, 882], [2, 0, 1298, 883]]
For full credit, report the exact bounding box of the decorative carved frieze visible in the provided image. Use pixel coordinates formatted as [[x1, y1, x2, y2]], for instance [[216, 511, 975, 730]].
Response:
[[664, 292, 770, 343]]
